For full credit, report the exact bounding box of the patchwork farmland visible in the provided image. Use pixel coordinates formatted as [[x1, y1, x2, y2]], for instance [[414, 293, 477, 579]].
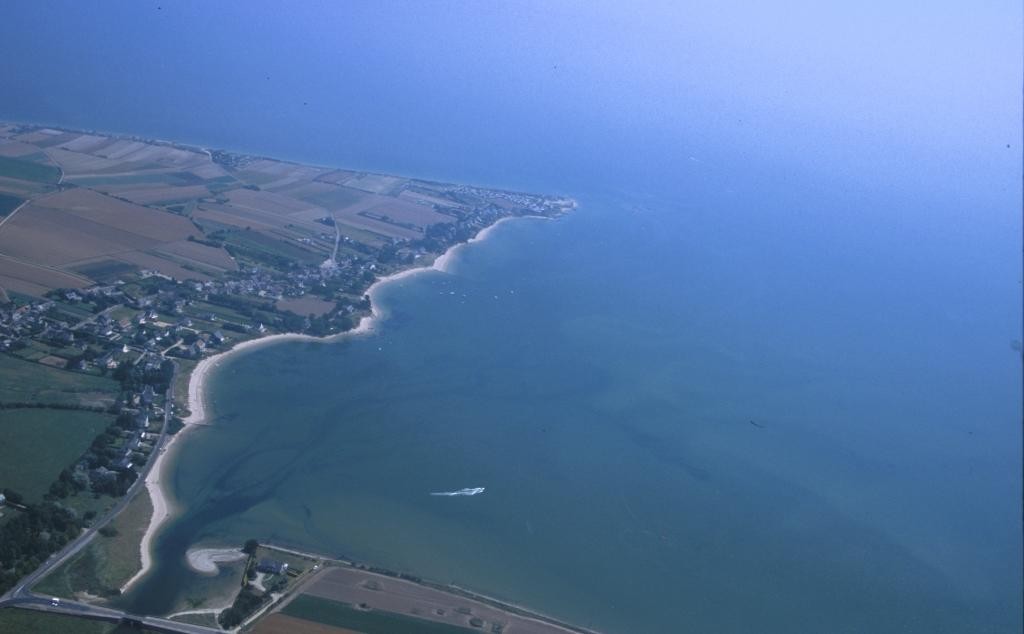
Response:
[[252, 565, 594, 634], [0, 122, 573, 623], [0, 123, 536, 299]]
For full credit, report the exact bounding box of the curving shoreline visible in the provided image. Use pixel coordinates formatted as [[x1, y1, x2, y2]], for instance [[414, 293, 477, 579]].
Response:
[[121, 214, 543, 595]]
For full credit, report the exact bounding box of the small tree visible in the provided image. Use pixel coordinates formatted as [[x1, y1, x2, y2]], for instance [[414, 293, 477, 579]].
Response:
[[242, 539, 259, 555]]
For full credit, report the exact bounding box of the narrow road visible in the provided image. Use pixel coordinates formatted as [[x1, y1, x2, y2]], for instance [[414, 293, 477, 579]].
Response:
[[328, 212, 341, 263], [2, 594, 220, 633], [70, 303, 118, 331], [161, 339, 183, 356], [0, 252, 93, 285], [0, 199, 28, 232]]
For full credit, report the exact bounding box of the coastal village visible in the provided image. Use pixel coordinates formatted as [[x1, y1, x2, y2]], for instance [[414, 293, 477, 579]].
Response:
[[0, 123, 573, 630]]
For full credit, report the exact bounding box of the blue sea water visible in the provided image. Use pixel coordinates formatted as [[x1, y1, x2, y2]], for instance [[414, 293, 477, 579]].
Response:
[[117, 179, 1020, 633], [2, 2, 1021, 632]]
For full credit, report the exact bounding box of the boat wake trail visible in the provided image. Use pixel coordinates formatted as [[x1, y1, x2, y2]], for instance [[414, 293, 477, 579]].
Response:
[[430, 487, 485, 497]]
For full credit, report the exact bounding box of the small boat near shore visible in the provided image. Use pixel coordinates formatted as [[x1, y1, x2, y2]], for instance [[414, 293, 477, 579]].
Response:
[[430, 487, 485, 497]]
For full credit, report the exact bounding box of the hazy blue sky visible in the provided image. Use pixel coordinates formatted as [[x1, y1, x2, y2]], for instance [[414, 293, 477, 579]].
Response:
[[1, 1, 1019, 200], [2, 2, 1018, 325]]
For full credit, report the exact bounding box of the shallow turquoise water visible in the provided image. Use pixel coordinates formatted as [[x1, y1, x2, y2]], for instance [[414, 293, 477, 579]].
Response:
[[122, 183, 1021, 632]]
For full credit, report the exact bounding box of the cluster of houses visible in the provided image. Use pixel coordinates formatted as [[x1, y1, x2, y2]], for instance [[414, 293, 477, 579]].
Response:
[[256, 558, 289, 576], [0, 300, 58, 350], [0, 283, 185, 499], [201, 249, 380, 303], [453, 185, 573, 216], [194, 265, 324, 302], [0, 278, 240, 371], [86, 397, 163, 493], [0, 187, 572, 388]]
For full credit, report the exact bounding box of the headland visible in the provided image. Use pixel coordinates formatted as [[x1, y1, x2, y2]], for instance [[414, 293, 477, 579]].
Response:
[[0, 121, 576, 630]]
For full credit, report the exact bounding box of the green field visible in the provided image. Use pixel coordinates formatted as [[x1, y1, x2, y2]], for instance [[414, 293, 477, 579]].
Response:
[[34, 488, 152, 599], [68, 165, 168, 183], [296, 185, 363, 210], [0, 608, 161, 634], [281, 594, 477, 634], [71, 259, 139, 282], [0, 192, 24, 216], [0, 408, 114, 502], [107, 306, 139, 322], [232, 170, 282, 186], [187, 301, 254, 327], [49, 300, 95, 321], [0, 354, 120, 407], [7, 339, 51, 362], [68, 172, 198, 187], [222, 229, 326, 265], [0, 155, 61, 183], [0, 175, 56, 198]]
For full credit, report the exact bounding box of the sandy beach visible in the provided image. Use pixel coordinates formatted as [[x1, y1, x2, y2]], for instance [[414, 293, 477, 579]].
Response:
[[185, 547, 248, 575], [432, 215, 523, 273], [122, 213, 546, 594]]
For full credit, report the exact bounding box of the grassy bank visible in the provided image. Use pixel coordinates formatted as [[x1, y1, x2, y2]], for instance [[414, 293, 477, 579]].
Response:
[[0, 354, 119, 407], [280, 594, 476, 634], [0, 192, 23, 216], [0, 409, 114, 503], [33, 488, 152, 599], [0, 608, 162, 634], [0, 155, 61, 183]]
